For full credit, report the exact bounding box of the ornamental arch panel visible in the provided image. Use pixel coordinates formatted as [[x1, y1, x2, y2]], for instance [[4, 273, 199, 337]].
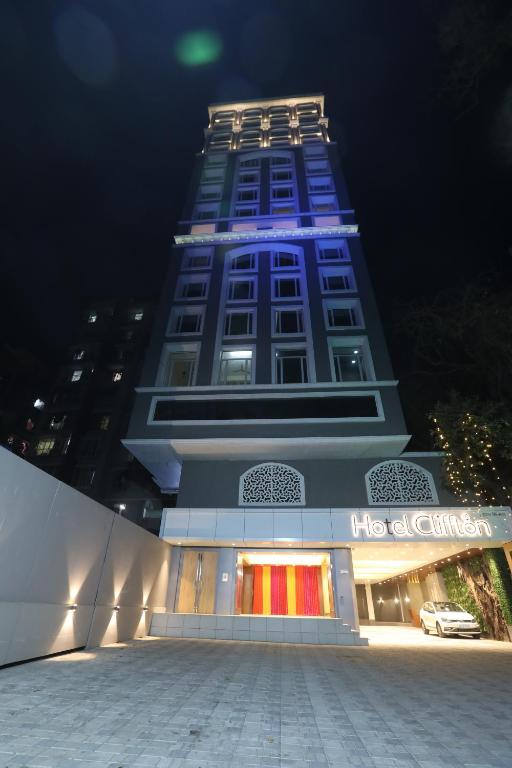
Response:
[[365, 460, 438, 506], [239, 462, 305, 506]]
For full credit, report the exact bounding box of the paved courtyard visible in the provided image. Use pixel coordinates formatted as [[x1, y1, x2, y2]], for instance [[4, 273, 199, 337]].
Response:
[[0, 630, 511, 768]]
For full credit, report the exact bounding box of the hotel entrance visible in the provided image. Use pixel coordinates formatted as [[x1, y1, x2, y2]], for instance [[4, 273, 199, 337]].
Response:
[[235, 552, 335, 617], [176, 550, 218, 614]]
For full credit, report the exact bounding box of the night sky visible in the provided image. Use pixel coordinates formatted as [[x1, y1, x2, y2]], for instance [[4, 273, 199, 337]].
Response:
[[1, 1, 511, 435]]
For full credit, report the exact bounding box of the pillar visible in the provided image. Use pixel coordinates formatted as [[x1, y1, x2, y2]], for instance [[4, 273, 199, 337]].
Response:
[[215, 547, 237, 614], [332, 548, 359, 630], [365, 582, 375, 621], [165, 545, 181, 611]]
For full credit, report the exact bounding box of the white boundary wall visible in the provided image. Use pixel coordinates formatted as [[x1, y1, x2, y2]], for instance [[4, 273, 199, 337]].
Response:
[[0, 449, 171, 666]]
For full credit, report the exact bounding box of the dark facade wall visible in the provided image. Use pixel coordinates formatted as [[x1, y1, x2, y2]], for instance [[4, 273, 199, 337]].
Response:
[[175, 455, 461, 509]]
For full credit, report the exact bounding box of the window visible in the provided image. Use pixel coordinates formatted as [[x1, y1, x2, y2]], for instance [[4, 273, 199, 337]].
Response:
[[317, 240, 348, 262], [308, 176, 333, 193], [237, 188, 259, 202], [323, 300, 362, 329], [205, 151, 228, 166], [239, 157, 260, 168], [73, 349, 85, 360], [303, 145, 327, 158], [224, 310, 255, 337], [319, 267, 354, 292], [71, 370, 82, 382], [176, 274, 209, 300], [182, 247, 213, 270], [305, 159, 330, 174], [87, 312, 97, 324], [228, 278, 256, 302], [273, 276, 301, 299], [272, 186, 293, 199], [273, 308, 304, 335], [195, 207, 218, 220], [49, 414, 66, 431], [272, 251, 299, 269], [99, 415, 111, 430], [270, 155, 292, 166], [169, 306, 205, 335], [35, 438, 55, 456], [234, 205, 258, 217], [131, 310, 144, 321], [239, 171, 259, 185], [310, 195, 337, 212], [112, 372, 123, 383], [231, 253, 256, 271], [271, 169, 292, 182], [271, 204, 296, 215], [202, 167, 225, 183], [218, 349, 253, 385], [275, 348, 309, 384], [331, 344, 368, 381], [165, 352, 196, 386], [198, 184, 221, 201]]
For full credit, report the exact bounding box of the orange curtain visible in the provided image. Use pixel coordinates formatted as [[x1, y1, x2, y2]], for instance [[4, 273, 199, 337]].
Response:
[[303, 566, 321, 615], [252, 564, 263, 614], [270, 565, 288, 615]]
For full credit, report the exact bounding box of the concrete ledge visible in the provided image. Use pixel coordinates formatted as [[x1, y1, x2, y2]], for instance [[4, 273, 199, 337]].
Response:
[[150, 613, 368, 646]]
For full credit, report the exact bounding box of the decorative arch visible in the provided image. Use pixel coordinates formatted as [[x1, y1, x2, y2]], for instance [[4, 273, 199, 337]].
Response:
[[239, 462, 305, 506], [225, 241, 304, 260], [365, 460, 438, 506]]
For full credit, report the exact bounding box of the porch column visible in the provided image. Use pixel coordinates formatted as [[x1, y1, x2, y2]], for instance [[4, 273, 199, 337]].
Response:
[[165, 545, 181, 611], [365, 582, 375, 621], [332, 548, 359, 630], [215, 547, 237, 614]]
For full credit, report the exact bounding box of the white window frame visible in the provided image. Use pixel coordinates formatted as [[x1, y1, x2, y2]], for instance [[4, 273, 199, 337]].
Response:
[[216, 346, 256, 386], [305, 159, 330, 175], [272, 306, 305, 337], [316, 239, 349, 263], [175, 273, 210, 301], [156, 342, 200, 387], [272, 342, 315, 385], [234, 204, 259, 218], [238, 170, 260, 185], [271, 250, 301, 270], [310, 194, 338, 213], [167, 305, 206, 336], [271, 185, 294, 200], [193, 203, 220, 221], [227, 276, 257, 303], [318, 266, 356, 293], [327, 336, 375, 383], [223, 308, 257, 338], [322, 299, 364, 331], [237, 187, 259, 203], [308, 176, 334, 193], [230, 252, 258, 272], [182, 247, 213, 271], [272, 274, 302, 301]]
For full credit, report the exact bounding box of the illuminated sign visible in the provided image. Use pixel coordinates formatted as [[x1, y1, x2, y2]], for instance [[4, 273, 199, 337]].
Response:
[[351, 512, 492, 539]]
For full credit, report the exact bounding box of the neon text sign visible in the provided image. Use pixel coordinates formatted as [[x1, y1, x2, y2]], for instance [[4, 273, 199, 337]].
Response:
[[351, 513, 492, 539]]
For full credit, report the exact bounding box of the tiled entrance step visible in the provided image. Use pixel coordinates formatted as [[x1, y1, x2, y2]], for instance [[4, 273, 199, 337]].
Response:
[[150, 613, 368, 645]]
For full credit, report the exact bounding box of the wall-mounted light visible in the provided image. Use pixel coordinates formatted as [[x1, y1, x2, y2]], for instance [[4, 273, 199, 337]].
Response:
[[113, 605, 120, 612], [404, 596, 410, 604], [142, 606, 149, 611], [377, 597, 384, 605], [394, 597, 399, 604], [68, 603, 78, 611]]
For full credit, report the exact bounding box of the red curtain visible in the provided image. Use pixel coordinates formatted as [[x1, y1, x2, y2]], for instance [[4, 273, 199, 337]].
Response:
[[270, 565, 288, 615], [303, 566, 321, 615], [295, 565, 305, 615], [252, 565, 263, 614]]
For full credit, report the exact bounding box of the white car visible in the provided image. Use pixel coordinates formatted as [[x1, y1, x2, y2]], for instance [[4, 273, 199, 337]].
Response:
[[419, 601, 481, 638]]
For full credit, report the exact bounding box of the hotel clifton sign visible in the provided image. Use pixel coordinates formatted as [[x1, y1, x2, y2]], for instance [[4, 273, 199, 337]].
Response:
[[351, 509, 510, 539]]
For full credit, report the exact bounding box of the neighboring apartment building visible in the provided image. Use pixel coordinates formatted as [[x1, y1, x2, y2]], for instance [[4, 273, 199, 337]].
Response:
[[124, 96, 511, 644], [30, 299, 165, 533]]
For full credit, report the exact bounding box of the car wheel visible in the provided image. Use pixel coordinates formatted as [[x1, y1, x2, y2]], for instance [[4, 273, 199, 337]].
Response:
[[436, 622, 446, 638], [421, 621, 429, 635]]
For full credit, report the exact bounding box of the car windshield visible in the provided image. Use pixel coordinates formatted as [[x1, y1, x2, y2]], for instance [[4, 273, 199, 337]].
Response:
[[434, 602, 463, 612]]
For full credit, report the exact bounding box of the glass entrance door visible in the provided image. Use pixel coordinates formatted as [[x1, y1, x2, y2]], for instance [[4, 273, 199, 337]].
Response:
[[176, 550, 218, 614]]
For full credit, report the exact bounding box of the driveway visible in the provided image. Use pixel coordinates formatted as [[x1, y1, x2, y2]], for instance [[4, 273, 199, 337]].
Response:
[[0, 634, 511, 768]]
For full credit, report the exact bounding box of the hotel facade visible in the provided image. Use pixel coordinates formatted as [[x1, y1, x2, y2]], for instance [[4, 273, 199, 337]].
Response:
[[125, 95, 512, 644]]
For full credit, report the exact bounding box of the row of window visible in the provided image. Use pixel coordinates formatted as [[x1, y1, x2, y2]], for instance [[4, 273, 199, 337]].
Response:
[[67, 369, 124, 384], [167, 300, 363, 338], [158, 340, 371, 388], [180, 241, 349, 273]]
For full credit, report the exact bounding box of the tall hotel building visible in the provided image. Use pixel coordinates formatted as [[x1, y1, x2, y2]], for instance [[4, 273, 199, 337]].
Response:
[[125, 96, 510, 644]]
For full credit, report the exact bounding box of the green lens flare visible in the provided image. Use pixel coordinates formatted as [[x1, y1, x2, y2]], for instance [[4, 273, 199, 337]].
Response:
[[175, 30, 222, 67]]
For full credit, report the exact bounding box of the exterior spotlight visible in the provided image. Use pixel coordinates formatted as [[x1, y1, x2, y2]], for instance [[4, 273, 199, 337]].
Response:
[[33, 398, 45, 410], [68, 603, 78, 611], [404, 596, 410, 604], [113, 605, 120, 612], [394, 597, 399, 604]]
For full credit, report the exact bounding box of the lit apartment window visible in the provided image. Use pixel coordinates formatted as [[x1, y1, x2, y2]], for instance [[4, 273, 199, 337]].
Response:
[[132, 310, 144, 321], [317, 241, 348, 262], [224, 310, 255, 337], [228, 278, 256, 301], [71, 370, 82, 382], [87, 312, 97, 323], [323, 300, 362, 329], [272, 251, 299, 269], [73, 349, 85, 360], [320, 268, 353, 292], [273, 308, 304, 335], [273, 276, 301, 299], [169, 307, 205, 335], [275, 348, 309, 384], [176, 275, 209, 299], [231, 253, 256, 271], [218, 349, 253, 385], [35, 438, 55, 456], [112, 372, 123, 383], [331, 344, 368, 382], [183, 247, 213, 270], [49, 414, 66, 431]]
